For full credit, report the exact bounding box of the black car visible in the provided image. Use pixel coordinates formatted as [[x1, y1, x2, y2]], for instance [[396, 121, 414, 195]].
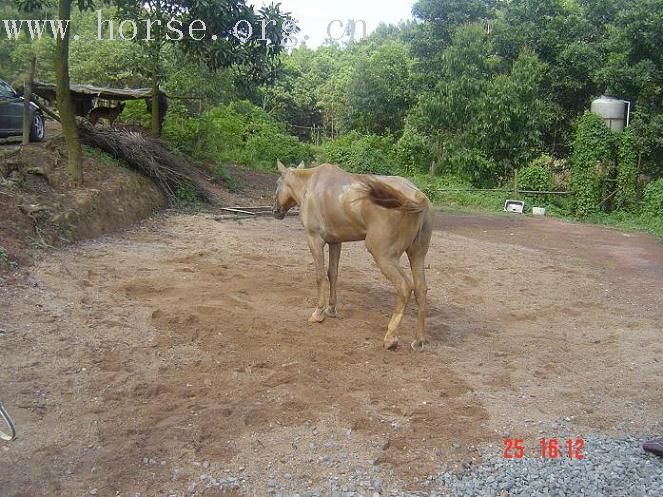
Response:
[[0, 78, 45, 142]]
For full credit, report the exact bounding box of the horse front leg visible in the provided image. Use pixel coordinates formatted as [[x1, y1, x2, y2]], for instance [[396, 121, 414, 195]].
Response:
[[306, 233, 328, 323], [325, 242, 341, 318]]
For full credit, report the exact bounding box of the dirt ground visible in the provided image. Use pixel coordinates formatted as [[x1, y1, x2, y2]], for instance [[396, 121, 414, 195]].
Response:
[[0, 136, 166, 275], [0, 210, 662, 496], [0, 130, 277, 280]]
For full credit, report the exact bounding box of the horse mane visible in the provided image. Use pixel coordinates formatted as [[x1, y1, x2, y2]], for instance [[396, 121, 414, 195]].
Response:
[[292, 167, 317, 177]]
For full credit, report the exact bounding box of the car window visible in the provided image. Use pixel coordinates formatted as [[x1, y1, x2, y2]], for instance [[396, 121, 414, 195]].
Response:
[[0, 81, 16, 98]]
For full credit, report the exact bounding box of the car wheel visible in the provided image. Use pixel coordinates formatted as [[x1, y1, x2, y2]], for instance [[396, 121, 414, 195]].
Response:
[[29, 112, 45, 142]]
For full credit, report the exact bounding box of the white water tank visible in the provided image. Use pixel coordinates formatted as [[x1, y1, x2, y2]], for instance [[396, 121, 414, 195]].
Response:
[[591, 95, 630, 132]]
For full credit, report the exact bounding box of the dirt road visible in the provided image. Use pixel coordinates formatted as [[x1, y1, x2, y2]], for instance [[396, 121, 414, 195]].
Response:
[[1, 211, 661, 496]]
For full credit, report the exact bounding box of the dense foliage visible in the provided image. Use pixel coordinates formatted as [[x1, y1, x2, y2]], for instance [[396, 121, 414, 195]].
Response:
[[162, 100, 313, 169], [319, 132, 400, 175], [1, 0, 662, 230], [615, 128, 638, 211], [570, 112, 616, 216], [643, 178, 663, 218], [519, 164, 553, 193]]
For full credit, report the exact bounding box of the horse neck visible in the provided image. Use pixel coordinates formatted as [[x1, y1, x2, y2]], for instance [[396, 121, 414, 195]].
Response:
[[289, 170, 314, 205]]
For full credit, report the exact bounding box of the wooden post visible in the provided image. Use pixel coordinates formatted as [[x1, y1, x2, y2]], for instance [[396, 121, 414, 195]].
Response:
[[151, 76, 160, 136], [513, 168, 519, 197], [22, 55, 37, 145]]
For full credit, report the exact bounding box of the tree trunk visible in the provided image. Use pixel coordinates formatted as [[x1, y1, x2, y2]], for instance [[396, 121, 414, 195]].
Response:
[[151, 75, 160, 136], [22, 55, 36, 145], [55, 0, 83, 186]]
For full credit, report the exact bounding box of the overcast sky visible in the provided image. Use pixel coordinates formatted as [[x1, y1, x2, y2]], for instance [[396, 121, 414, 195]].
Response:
[[250, 0, 415, 47]]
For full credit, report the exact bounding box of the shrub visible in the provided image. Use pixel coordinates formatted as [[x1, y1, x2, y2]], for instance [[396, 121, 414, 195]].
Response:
[[443, 144, 497, 188], [240, 131, 314, 170], [529, 154, 554, 170], [519, 164, 553, 192], [160, 100, 311, 170], [615, 128, 638, 211], [642, 178, 663, 218], [174, 183, 197, 207], [395, 127, 434, 174], [193, 105, 249, 163], [320, 132, 400, 175], [119, 99, 151, 128], [518, 162, 554, 209], [570, 112, 616, 217], [161, 107, 204, 157]]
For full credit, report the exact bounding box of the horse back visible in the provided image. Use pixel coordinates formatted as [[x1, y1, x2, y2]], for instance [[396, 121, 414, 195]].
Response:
[[302, 165, 429, 246]]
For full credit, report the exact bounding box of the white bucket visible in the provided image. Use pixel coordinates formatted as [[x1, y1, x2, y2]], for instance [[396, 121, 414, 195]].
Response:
[[532, 207, 546, 216]]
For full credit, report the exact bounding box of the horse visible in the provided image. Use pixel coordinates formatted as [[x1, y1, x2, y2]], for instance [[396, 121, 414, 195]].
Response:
[[273, 161, 433, 351]]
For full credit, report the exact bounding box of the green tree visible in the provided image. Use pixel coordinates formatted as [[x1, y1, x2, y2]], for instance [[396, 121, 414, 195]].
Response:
[[111, 0, 295, 135], [262, 46, 326, 140], [399, 25, 549, 185], [16, 0, 95, 186], [346, 40, 413, 135], [409, 0, 496, 68]]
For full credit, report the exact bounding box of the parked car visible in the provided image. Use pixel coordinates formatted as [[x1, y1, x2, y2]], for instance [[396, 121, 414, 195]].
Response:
[[0, 78, 45, 142]]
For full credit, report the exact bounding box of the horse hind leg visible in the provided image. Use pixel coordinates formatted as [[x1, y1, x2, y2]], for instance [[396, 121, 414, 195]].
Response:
[[407, 217, 432, 351], [369, 247, 413, 350], [326, 242, 341, 317]]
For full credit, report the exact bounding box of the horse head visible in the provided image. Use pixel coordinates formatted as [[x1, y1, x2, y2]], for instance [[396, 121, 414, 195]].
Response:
[[273, 160, 305, 219]]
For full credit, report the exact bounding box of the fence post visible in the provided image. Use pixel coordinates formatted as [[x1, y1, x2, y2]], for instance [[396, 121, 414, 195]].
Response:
[[22, 55, 37, 145], [513, 168, 519, 197]]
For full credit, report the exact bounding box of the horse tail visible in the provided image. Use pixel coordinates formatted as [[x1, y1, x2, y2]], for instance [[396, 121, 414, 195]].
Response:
[[362, 177, 430, 214]]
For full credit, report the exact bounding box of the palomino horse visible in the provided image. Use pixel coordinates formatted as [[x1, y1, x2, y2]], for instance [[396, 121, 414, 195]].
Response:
[[273, 161, 433, 350]]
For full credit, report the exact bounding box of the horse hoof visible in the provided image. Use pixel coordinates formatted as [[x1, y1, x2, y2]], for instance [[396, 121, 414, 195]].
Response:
[[384, 337, 399, 350], [411, 340, 426, 352], [324, 307, 337, 318], [309, 310, 326, 323]]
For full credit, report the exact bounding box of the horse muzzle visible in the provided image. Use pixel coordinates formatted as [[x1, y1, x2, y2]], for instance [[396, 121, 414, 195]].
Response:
[[273, 209, 286, 220]]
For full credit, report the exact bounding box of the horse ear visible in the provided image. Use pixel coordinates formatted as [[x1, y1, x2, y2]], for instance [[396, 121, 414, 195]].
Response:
[[277, 160, 288, 174], [297, 161, 306, 169]]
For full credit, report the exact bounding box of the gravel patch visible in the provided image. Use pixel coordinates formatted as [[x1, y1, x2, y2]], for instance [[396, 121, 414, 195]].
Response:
[[180, 435, 662, 497], [438, 435, 663, 497]]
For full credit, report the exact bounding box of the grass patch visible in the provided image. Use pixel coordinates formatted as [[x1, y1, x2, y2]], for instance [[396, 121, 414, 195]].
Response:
[[174, 183, 198, 207], [410, 174, 510, 212], [83, 144, 129, 169], [584, 211, 663, 239], [412, 174, 663, 238]]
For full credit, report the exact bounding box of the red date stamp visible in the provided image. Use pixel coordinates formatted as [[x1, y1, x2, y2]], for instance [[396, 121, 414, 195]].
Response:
[[503, 437, 585, 460]]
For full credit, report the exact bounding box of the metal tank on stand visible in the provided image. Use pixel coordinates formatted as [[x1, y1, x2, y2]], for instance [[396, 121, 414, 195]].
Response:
[[590, 94, 631, 132]]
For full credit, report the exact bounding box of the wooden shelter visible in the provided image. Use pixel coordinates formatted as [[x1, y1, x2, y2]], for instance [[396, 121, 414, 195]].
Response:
[[32, 82, 168, 126]]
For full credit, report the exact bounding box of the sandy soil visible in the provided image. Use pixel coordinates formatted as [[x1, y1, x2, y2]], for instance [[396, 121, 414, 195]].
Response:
[[0, 211, 661, 496]]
